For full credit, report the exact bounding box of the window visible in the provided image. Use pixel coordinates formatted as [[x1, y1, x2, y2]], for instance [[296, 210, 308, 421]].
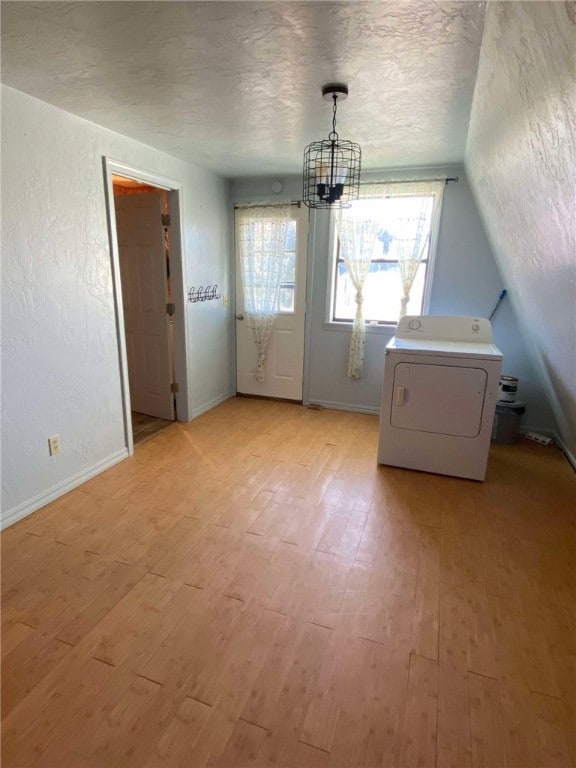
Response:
[[330, 189, 441, 325], [235, 207, 297, 314]]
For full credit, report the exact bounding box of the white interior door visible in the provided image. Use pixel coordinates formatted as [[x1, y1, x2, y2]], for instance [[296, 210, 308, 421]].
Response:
[[115, 192, 174, 420], [236, 205, 308, 400]]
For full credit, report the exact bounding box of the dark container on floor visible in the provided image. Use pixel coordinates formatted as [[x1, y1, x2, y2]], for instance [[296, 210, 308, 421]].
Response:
[[491, 401, 526, 444]]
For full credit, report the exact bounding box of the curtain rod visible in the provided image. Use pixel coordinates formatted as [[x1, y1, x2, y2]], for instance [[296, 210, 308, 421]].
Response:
[[360, 176, 459, 186], [234, 200, 301, 209], [234, 178, 458, 209]]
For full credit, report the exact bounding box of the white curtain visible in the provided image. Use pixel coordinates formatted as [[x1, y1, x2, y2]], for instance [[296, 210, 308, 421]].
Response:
[[340, 180, 445, 378], [235, 205, 291, 382], [339, 211, 382, 379], [360, 180, 445, 319]]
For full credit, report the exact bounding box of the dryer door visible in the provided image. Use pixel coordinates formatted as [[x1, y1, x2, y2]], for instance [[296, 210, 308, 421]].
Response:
[[391, 363, 487, 437]]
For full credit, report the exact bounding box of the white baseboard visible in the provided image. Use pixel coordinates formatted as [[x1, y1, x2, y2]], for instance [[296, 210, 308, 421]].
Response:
[[190, 391, 235, 420], [562, 446, 576, 472], [550, 432, 576, 472], [304, 399, 381, 416], [1, 448, 129, 530]]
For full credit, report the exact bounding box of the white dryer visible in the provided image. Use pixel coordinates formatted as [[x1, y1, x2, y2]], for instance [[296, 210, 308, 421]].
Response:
[[378, 316, 502, 481]]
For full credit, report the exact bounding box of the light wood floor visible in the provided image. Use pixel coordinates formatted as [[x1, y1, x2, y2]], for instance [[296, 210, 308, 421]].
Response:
[[2, 398, 575, 768]]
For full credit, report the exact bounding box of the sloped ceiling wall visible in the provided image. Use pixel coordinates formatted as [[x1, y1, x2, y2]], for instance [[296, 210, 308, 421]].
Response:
[[465, 1, 576, 458]]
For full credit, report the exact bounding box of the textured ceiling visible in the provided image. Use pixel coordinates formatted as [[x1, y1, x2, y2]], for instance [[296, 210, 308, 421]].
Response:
[[1, 1, 486, 177]]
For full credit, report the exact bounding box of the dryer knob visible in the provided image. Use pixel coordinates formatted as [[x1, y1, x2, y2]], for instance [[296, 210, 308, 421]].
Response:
[[408, 319, 421, 330]]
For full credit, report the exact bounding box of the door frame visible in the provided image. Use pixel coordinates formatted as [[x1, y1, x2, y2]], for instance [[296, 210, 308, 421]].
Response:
[[103, 157, 189, 456], [234, 202, 308, 401]]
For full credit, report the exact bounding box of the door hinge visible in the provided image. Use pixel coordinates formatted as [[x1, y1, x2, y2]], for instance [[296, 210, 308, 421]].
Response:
[[170, 382, 179, 394], [166, 302, 175, 315], [162, 213, 171, 227]]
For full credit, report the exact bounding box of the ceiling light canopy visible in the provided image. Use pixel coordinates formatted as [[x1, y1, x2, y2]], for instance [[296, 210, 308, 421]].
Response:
[[303, 84, 361, 209]]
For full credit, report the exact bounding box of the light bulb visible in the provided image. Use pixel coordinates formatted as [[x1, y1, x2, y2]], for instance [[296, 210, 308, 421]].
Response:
[[316, 149, 348, 186]]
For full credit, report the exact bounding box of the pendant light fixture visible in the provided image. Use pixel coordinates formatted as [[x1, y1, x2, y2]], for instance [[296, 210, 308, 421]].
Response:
[[303, 84, 361, 209]]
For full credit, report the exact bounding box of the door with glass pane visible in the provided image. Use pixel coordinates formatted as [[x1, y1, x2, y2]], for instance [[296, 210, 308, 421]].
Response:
[[235, 205, 308, 400]]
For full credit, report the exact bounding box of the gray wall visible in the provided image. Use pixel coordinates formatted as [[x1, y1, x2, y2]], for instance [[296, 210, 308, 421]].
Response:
[[465, 1, 575, 460], [230, 167, 557, 431]]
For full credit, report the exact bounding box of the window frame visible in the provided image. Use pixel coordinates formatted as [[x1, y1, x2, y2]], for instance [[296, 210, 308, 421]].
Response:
[[325, 188, 442, 329]]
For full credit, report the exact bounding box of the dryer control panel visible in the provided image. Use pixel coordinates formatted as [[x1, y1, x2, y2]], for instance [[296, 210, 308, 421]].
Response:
[[395, 315, 493, 343]]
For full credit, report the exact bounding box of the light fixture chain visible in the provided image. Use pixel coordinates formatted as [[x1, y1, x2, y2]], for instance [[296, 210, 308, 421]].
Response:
[[330, 94, 338, 140]]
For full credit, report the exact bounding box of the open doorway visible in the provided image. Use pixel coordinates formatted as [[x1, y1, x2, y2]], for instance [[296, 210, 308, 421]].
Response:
[[103, 160, 189, 454], [113, 176, 175, 445]]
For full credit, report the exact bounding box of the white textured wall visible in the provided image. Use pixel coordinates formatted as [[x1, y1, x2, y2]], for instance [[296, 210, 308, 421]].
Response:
[[1, 86, 233, 524], [466, 2, 576, 458]]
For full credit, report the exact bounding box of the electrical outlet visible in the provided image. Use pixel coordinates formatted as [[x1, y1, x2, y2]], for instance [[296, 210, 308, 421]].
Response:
[[525, 432, 552, 446], [48, 435, 61, 456]]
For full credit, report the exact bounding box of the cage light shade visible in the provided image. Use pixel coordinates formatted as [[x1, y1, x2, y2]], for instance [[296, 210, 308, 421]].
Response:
[[303, 138, 361, 209]]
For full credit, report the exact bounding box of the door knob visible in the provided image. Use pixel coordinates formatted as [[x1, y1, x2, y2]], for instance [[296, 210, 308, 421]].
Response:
[[236, 313, 244, 320]]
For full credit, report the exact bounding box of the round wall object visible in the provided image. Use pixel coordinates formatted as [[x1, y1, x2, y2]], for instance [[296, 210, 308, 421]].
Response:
[[271, 181, 282, 194]]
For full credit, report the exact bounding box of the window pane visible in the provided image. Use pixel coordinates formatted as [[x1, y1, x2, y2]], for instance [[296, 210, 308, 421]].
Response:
[[334, 261, 427, 323], [278, 285, 295, 312], [276, 221, 296, 313], [351, 196, 434, 262], [281, 251, 296, 284], [332, 193, 435, 323], [285, 221, 296, 251]]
